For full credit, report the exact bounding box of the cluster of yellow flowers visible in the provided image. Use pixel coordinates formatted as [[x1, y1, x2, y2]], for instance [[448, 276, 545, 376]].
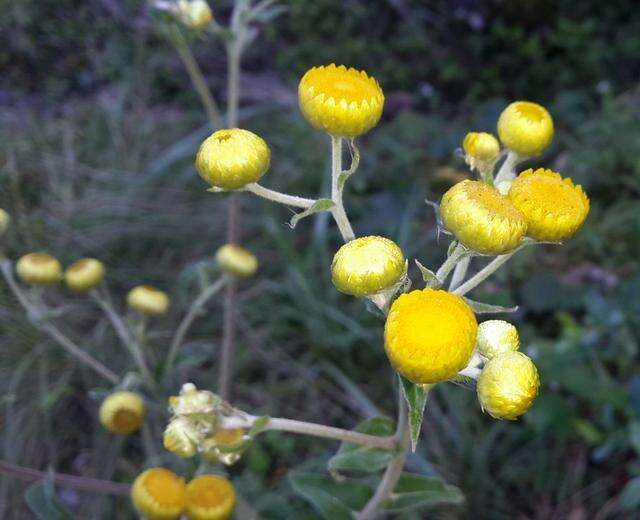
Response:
[[193, 63, 589, 422], [132, 468, 235, 520]]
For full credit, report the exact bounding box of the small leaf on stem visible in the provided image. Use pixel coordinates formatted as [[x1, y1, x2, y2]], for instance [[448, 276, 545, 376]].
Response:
[[288, 199, 335, 229], [414, 260, 440, 288], [399, 376, 433, 452], [463, 297, 518, 314], [382, 473, 465, 513]]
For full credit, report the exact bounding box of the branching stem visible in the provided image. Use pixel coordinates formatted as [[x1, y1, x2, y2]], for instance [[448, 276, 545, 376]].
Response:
[[453, 252, 515, 296]]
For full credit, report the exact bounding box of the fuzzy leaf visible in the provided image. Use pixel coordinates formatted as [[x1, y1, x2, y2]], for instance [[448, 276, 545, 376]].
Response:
[[289, 199, 335, 229], [337, 139, 361, 190], [463, 297, 518, 314], [448, 374, 477, 391], [383, 473, 465, 513], [414, 260, 440, 288], [328, 417, 398, 476], [399, 376, 433, 451], [25, 477, 75, 520]]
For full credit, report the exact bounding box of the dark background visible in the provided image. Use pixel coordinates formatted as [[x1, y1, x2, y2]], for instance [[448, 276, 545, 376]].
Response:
[[1, 0, 640, 518]]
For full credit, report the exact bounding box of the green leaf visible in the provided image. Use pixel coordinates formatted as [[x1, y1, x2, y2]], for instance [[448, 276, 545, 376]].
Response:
[[328, 417, 398, 476], [337, 139, 361, 190], [289, 471, 372, 520], [383, 473, 465, 513], [463, 297, 518, 314], [414, 260, 440, 288], [618, 477, 640, 510], [447, 374, 477, 391], [249, 415, 271, 437], [288, 199, 335, 229], [399, 376, 433, 451], [25, 478, 75, 520]]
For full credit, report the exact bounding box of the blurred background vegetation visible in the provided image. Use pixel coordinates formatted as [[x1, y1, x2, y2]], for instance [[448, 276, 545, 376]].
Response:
[[1, 0, 640, 518]]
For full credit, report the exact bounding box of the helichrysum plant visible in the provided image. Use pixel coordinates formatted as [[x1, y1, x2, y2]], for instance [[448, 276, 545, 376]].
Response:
[[0, 2, 592, 518]]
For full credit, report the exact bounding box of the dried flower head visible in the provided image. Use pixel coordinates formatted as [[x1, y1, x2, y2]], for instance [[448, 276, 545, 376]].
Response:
[[440, 180, 527, 254], [331, 236, 406, 297], [508, 168, 590, 241], [196, 128, 270, 190], [298, 64, 384, 138], [202, 428, 247, 466], [385, 289, 477, 384]]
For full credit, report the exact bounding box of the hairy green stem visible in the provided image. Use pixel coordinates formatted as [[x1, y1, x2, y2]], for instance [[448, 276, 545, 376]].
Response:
[[245, 183, 316, 208], [449, 256, 470, 290], [453, 252, 515, 296], [330, 136, 356, 242]]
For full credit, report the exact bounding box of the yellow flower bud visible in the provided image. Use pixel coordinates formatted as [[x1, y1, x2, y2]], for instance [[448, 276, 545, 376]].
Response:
[[497, 101, 554, 157], [215, 244, 258, 278], [64, 258, 106, 293], [186, 475, 236, 520], [477, 351, 540, 420], [298, 64, 384, 138], [476, 320, 519, 359], [0, 208, 10, 237], [202, 428, 247, 465], [131, 468, 186, 520], [99, 391, 145, 435], [16, 253, 63, 285], [508, 168, 590, 241], [127, 285, 170, 316], [164, 417, 202, 458], [462, 132, 500, 172], [196, 128, 270, 190], [331, 236, 406, 297], [385, 289, 477, 384], [177, 0, 213, 29], [440, 180, 527, 255]]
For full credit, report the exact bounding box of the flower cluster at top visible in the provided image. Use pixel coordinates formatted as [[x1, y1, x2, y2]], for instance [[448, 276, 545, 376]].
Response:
[[194, 63, 590, 422]]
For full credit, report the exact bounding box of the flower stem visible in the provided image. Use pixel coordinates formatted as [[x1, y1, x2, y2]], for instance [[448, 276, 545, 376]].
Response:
[[166, 276, 230, 372], [0, 259, 119, 384], [435, 243, 468, 284], [449, 256, 470, 290], [244, 183, 316, 208], [330, 136, 356, 242], [453, 252, 515, 296], [494, 151, 521, 184]]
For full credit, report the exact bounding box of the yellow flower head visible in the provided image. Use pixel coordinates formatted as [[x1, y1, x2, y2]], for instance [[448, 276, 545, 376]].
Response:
[[64, 258, 106, 293], [177, 0, 213, 29], [298, 64, 384, 138], [127, 285, 170, 316], [186, 475, 236, 520], [99, 391, 145, 435], [462, 132, 500, 172], [131, 468, 186, 520], [476, 320, 520, 359], [508, 168, 590, 241], [497, 101, 554, 157], [440, 180, 527, 255], [164, 417, 202, 458], [196, 128, 270, 190], [477, 351, 540, 420], [385, 289, 477, 384], [0, 208, 10, 237], [16, 253, 63, 285], [202, 428, 247, 465], [216, 244, 258, 278], [331, 236, 406, 297]]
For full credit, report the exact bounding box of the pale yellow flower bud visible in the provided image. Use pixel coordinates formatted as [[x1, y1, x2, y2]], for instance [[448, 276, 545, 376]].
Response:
[[186, 475, 236, 520], [196, 129, 270, 190], [164, 417, 202, 458], [202, 428, 247, 465], [99, 391, 145, 435], [16, 253, 63, 285], [477, 351, 539, 420], [476, 320, 520, 359], [497, 101, 554, 157], [298, 64, 384, 138], [64, 258, 106, 293], [508, 168, 590, 241], [440, 180, 527, 255], [462, 132, 500, 172], [131, 468, 186, 520], [385, 289, 477, 384], [331, 236, 406, 297], [215, 244, 258, 278], [0, 208, 10, 237], [127, 285, 170, 316], [177, 0, 213, 29]]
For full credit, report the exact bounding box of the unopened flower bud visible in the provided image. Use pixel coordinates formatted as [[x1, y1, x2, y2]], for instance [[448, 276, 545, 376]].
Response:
[[65, 258, 106, 293], [16, 253, 63, 285], [476, 320, 519, 359], [0, 208, 10, 237], [177, 0, 213, 29], [127, 285, 170, 316], [462, 132, 500, 172], [202, 428, 247, 466], [216, 244, 258, 278], [99, 391, 145, 435], [497, 101, 554, 157]]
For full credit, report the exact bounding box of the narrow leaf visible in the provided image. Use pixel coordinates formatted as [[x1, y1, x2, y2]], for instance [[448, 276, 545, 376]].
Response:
[[383, 473, 465, 513], [399, 376, 433, 451], [414, 260, 440, 288], [463, 297, 518, 314], [448, 374, 477, 391], [25, 478, 75, 520], [328, 417, 398, 476], [337, 139, 361, 190], [289, 199, 335, 229]]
